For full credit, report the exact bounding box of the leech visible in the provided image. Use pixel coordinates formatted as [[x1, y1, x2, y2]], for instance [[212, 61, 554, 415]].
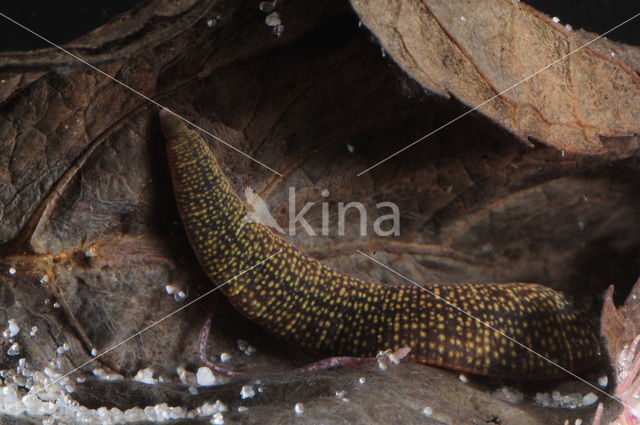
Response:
[[160, 109, 600, 379]]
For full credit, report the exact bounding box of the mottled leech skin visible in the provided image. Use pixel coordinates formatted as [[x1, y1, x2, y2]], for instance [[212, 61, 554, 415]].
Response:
[[159, 109, 600, 379]]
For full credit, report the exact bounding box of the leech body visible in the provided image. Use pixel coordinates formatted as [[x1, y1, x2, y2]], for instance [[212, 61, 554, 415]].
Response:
[[159, 110, 600, 379]]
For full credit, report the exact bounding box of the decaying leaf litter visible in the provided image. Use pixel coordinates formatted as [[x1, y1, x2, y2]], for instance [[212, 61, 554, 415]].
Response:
[[0, 0, 639, 423]]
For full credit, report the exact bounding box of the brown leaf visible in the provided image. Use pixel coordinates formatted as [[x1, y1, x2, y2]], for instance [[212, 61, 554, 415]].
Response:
[[351, 0, 640, 153], [0, 0, 638, 423], [601, 280, 640, 375]]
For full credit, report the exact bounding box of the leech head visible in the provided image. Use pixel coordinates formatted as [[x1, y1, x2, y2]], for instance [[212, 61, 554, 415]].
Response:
[[159, 108, 188, 140]]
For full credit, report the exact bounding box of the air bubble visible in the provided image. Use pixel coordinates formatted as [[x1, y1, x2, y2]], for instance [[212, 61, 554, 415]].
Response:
[[259, 1, 275, 13], [265, 12, 281, 27], [273, 24, 285, 37]]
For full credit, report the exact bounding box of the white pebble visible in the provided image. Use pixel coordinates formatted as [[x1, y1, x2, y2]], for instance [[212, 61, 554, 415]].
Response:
[[358, 377, 366, 384], [294, 402, 304, 415], [245, 345, 256, 356], [8, 267, 16, 275], [582, 393, 598, 406], [199, 400, 227, 416], [29, 326, 38, 336], [565, 24, 572, 31], [240, 385, 255, 399], [53, 302, 60, 309], [423, 406, 432, 416], [237, 406, 248, 412], [174, 290, 187, 301], [335, 390, 349, 402], [460, 16, 466, 22], [552, 16, 560, 23], [598, 375, 608, 388], [40, 275, 49, 285], [91, 348, 98, 357], [7, 342, 20, 356], [214, 400, 228, 412], [575, 419, 583, 425], [56, 343, 70, 354], [211, 411, 224, 424], [165, 284, 178, 295], [459, 374, 468, 383], [196, 367, 216, 386], [133, 367, 157, 384], [220, 352, 231, 362], [92, 368, 124, 381], [494, 386, 524, 404], [3, 319, 20, 338]]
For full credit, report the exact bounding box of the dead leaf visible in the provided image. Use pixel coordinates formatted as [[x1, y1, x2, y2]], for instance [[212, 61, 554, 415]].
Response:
[[0, 0, 639, 423], [351, 0, 640, 154]]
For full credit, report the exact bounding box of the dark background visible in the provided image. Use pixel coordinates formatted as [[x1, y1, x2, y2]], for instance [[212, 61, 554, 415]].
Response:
[[0, 1, 638, 52]]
